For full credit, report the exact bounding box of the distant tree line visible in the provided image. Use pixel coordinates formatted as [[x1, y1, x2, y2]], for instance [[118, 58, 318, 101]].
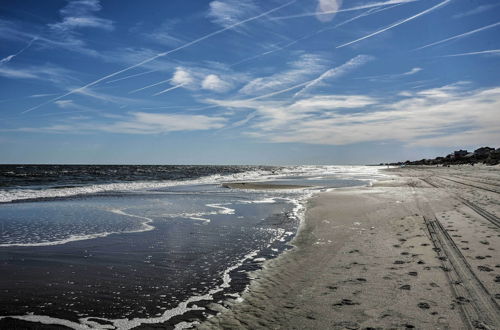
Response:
[[384, 147, 500, 166]]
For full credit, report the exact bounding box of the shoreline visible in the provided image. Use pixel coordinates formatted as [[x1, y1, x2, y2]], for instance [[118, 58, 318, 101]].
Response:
[[198, 166, 500, 329]]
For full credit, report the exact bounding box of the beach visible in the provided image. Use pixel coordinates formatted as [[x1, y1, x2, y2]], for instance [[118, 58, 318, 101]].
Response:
[[199, 166, 500, 329], [0, 165, 498, 329]]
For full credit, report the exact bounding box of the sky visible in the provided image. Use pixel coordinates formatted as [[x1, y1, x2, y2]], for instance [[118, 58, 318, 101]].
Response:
[[0, 0, 499, 165]]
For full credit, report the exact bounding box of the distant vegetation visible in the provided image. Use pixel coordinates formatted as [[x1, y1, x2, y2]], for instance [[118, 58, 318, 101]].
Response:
[[384, 147, 500, 166]]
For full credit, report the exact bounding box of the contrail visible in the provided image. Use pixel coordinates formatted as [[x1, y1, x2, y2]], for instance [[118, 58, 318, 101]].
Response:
[[231, 56, 371, 102], [129, 78, 173, 94], [415, 21, 500, 50], [22, 0, 296, 114], [335, 3, 402, 28], [271, 0, 417, 20], [105, 69, 157, 84], [0, 37, 37, 65], [294, 55, 372, 97], [440, 49, 500, 57], [231, 5, 400, 67], [153, 83, 185, 96], [337, 0, 450, 48]]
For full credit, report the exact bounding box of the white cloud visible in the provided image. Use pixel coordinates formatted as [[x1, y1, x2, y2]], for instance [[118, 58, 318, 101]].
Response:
[[208, 83, 500, 147], [290, 95, 377, 111], [357, 67, 422, 82], [54, 100, 74, 109], [207, 0, 259, 28], [104, 112, 226, 134], [49, 0, 114, 31], [202, 74, 232, 92], [171, 67, 194, 86], [403, 67, 422, 75], [316, 0, 343, 22]]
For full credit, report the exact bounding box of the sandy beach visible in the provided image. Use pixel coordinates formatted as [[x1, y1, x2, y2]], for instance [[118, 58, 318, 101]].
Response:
[[199, 166, 500, 329]]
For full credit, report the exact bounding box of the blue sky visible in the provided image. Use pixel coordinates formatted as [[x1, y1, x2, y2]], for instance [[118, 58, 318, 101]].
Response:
[[0, 0, 499, 164]]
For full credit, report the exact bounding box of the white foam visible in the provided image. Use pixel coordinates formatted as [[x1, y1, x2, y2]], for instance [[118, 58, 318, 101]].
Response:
[[0, 208, 155, 247], [188, 216, 211, 223], [0, 169, 275, 203], [0, 166, 386, 203], [240, 197, 276, 204], [206, 203, 235, 215]]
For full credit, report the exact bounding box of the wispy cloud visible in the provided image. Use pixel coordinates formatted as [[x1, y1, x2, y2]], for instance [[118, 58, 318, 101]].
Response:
[[271, 0, 418, 20], [415, 21, 500, 50], [403, 67, 422, 75], [144, 19, 185, 47], [0, 64, 77, 85], [453, 4, 500, 19], [356, 67, 422, 81], [208, 83, 500, 147], [239, 53, 327, 95], [334, 4, 403, 28], [49, 0, 114, 32], [0, 13, 105, 58], [231, 4, 399, 68], [207, 0, 259, 28], [0, 38, 37, 65], [294, 55, 373, 97], [29, 93, 60, 98], [10, 112, 227, 134], [103, 112, 227, 134], [23, 0, 295, 113], [337, 0, 450, 48], [440, 49, 500, 57]]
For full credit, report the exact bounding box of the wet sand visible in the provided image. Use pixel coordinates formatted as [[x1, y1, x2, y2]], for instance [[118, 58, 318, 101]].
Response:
[[199, 166, 500, 329]]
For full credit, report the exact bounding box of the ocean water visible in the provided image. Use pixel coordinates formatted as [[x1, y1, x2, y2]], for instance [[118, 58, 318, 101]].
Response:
[[0, 165, 384, 329]]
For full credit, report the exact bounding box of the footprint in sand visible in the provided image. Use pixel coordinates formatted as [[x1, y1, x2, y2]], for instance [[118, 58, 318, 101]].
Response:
[[417, 302, 430, 309], [333, 299, 359, 306]]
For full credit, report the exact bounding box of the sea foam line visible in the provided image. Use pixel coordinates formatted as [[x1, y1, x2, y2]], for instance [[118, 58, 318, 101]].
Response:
[[0, 209, 155, 248], [0, 166, 386, 204], [0, 194, 311, 328]]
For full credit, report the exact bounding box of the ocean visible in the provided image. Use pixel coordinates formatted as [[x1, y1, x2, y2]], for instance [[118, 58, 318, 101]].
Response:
[[0, 164, 384, 329]]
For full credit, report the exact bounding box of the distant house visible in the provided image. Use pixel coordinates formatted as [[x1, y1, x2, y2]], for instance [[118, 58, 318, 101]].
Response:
[[453, 150, 468, 158], [474, 147, 495, 157]]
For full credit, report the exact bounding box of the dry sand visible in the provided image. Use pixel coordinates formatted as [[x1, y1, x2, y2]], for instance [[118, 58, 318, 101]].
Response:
[[198, 166, 500, 329]]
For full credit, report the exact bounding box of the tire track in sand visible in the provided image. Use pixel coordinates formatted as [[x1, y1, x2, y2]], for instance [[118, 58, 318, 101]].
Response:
[[423, 215, 500, 329]]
